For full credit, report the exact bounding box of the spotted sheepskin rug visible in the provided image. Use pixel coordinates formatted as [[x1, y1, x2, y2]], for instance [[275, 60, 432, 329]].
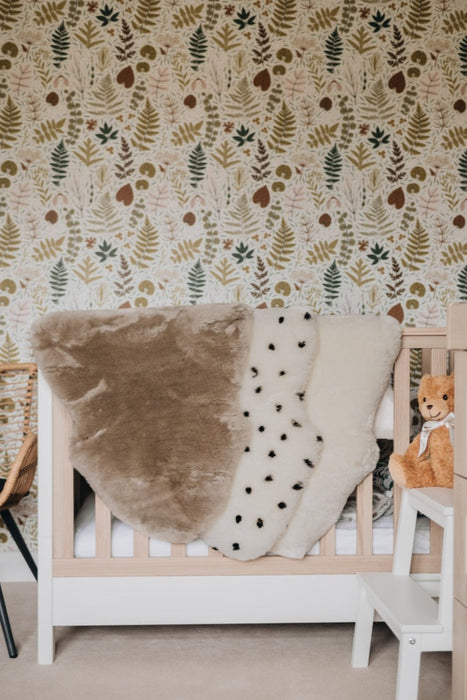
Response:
[[32, 305, 401, 561]]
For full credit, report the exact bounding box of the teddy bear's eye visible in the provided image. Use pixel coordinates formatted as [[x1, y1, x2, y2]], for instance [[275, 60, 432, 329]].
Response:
[[422, 397, 426, 402], [443, 394, 448, 400]]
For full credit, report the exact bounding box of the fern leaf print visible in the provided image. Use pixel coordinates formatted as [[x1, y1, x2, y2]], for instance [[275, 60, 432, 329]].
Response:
[[189, 25, 208, 71], [50, 139, 69, 186], [324, 144, 343, 189], [50, 258, 68, 303], [188, 259, 206, 303], [51, 21, 70, 68], [324, 27, 343, 73], [188, 142, 207, 188]]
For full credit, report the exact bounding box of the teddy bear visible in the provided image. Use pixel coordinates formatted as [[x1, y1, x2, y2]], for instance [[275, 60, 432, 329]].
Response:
[[388, 373, 455, 489]]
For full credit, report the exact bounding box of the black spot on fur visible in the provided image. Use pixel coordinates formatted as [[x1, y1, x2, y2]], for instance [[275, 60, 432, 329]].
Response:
[[296, 392, 305, 401], [304, 458, 314, 468], [292, 420, 302, 427], [279, 316, 285, 324], [232, 543, 240, 550], [293, 482, 304, 490], [279, 370, 286, 376], [265, 475, 273, 482], [235, 515, 242, 523], [256, 518, 263, 528], [212, 547, 218, 551], [244, 446, 250, 452], [281, 434, 287, 441], [278, 502, 287, 509], [258, 425, 265, 432], [255, 386, 262, 393], [245, 487, 252, 494], [276, 404, 282, 412], [304, 312, 311, 320], [251, 367, 258, 376], [298, 341, 306, 348], [268, 450, 276, 458], [317, 435, 323, 442], [243, 410, 249, 417], [268, 343, 275, 350]]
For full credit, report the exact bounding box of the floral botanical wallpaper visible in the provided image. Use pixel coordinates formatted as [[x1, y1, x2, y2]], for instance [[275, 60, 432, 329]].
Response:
[[1, 0, 467, 552]]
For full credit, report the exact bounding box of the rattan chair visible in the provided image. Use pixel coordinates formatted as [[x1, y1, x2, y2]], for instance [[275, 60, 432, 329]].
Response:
[[0, 363, 38, 658]]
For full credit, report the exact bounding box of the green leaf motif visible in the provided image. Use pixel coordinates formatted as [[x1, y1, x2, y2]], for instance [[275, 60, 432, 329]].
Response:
[[32, 236, 65, 262], [267, 101, 296, 154], [50, 258, 68, 303], [0, 0, 21, 31], [188, 259, 206, 304], [88, 74, 122, 117], [130, 217, 159, 268], [459, 150, 467, 191], [34, 0, 66, 26], [323, 260, 341, 306], [131, 98, 160, 151], [442, 11, 467, 34], [171, 121, 204, 147], [131, 0, 161, 33], [403, 0, 431, 39], [50, 139, 69, 186], [33, 118, 67, 145], [401, 219, 429, 271], [0, 96, 21, 150], [172, 3, 204, 29], [324, 144, 343, 189], [458, 265, 467, 301], [0, 215, 20, 267], [403, 103, 430, 155], [460, 36, 467, 77], [189, 25, 208, 71], [266, 218, 295, 270], [268, 0, 297, 37], [51, 20, 70, 68], [170, 238, 203, 264], [188, 142, 207, 188], [325, 27, 344, 73], [307, 240, 338, 266]]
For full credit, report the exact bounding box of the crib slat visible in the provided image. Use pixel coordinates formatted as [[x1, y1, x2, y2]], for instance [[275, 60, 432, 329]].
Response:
[[319, 526, 336, 556], [356, 474, 373, 556], [171, 543, 186, 558], [95, 495, 112, 558], [133, 531, 149, 558], [53, 398, 74, 559]]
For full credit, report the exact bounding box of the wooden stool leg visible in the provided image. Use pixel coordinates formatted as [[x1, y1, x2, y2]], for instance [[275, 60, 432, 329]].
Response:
[[351, 584, 375, 668], [396, 634, 421, 700], [0, 583, 17, 658]]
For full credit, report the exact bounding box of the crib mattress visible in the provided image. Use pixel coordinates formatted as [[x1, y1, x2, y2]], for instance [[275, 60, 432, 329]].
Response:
[[74, 494, 430, 559]]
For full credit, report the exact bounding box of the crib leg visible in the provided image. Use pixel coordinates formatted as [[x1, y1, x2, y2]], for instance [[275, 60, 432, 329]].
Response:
[[0, 584, 18, 658], [396, 634, 421, 700], [351, 583, 374, 668]]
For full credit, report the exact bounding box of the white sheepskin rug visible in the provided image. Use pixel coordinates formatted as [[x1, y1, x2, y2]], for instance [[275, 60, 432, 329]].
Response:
[[271, 314, 401, 559]]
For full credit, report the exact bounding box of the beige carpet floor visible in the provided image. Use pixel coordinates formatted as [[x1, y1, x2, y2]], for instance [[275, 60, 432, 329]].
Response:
[[0, 583, 451, 700]]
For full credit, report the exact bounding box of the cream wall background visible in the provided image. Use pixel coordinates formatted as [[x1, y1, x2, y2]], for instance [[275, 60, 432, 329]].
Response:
[[1, 0, 466, 552]]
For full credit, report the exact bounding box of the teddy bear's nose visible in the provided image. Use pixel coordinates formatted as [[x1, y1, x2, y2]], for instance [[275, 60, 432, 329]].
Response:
[[426, 404, 433, 410]]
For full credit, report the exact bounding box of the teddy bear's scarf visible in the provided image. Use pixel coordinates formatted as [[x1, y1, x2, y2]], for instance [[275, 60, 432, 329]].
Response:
[[418, 412, 455, 456]]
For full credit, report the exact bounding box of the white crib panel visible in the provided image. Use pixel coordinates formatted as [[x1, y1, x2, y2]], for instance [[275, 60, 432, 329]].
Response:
[[52, 574, 359, 627]]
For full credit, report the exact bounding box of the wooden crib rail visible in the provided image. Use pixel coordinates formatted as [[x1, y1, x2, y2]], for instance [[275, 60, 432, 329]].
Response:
[[50, 325, 448, 578]]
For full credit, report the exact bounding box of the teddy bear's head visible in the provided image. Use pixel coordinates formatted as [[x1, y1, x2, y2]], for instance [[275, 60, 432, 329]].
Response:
[[418, 374, 454, 422]]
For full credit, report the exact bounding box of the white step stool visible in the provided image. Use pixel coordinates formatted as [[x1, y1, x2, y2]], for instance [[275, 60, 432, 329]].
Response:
[[351, 487, 454, 700]]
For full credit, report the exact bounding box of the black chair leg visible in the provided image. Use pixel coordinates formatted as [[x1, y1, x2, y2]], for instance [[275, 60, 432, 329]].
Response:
[[0, 583, 17, 658], [1, 511, 37, 581]]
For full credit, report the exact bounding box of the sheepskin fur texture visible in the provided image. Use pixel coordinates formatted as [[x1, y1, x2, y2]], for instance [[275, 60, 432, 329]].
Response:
[[202, 308, 322, 561], [33, 306, 401, 560], [272, 314, 401, 559], [32, 304, 253, 542]]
